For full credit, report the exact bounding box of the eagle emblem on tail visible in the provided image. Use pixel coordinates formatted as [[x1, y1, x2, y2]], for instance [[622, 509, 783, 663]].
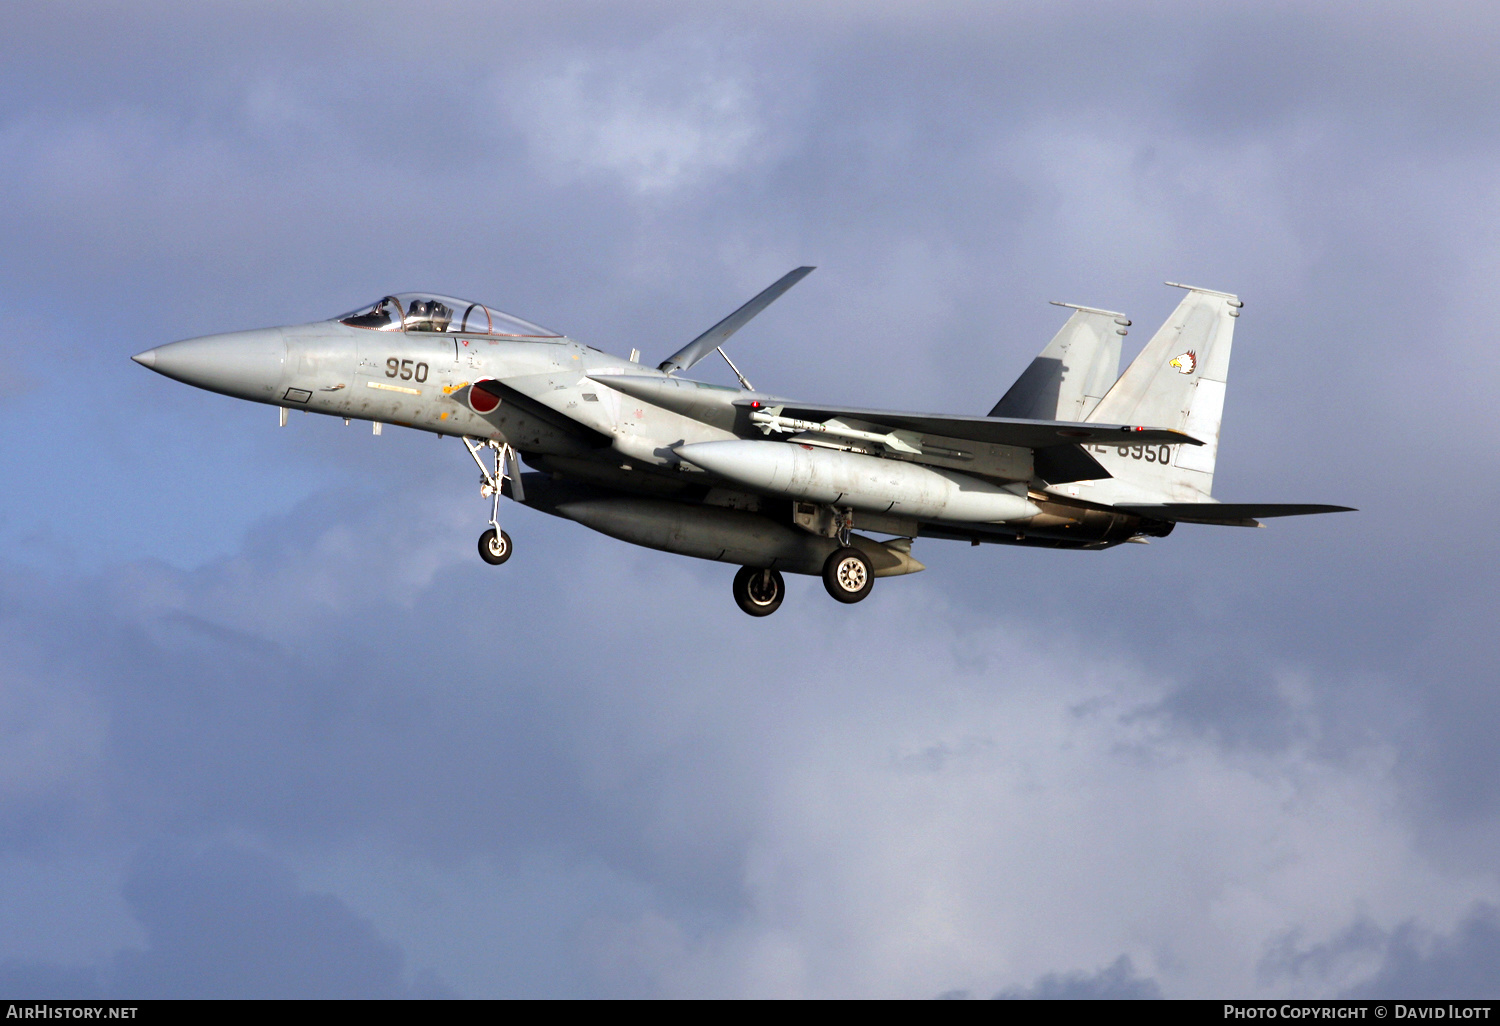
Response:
[[1169, 350, 1197, 374]]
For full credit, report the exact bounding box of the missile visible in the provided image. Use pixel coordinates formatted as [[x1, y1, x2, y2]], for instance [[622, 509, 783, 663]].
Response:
[[674, 440, 1041, 523]]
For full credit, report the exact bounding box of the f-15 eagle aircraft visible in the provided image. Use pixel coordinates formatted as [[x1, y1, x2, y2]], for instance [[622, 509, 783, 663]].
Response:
[[133, 270, 1351, 615]]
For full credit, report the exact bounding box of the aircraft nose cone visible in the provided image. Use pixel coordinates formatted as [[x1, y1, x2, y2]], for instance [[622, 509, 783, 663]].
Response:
[[135, 328, 289, 400]]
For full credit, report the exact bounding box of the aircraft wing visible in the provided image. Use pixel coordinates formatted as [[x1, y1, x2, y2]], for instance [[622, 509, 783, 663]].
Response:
[[733, 399, 1202, 450]]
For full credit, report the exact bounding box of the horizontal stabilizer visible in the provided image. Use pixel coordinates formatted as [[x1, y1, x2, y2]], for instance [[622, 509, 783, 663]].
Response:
[[1116, 502, 1356, 527]]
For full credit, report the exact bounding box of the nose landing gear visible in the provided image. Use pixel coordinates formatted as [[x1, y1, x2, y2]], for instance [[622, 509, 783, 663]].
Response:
[[465, 437, 524, 566]]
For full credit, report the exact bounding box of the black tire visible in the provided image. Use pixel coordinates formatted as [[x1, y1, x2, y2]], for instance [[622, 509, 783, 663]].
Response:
[[733, 566, 785, 617], [822, 547, 873, 603], [478, 528, 512, 565]]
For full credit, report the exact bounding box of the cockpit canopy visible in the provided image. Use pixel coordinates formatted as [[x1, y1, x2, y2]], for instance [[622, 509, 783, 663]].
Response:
[[338, 293, 562, 338]]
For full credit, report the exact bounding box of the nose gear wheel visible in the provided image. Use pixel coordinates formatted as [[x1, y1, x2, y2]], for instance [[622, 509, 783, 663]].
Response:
[[478, 528, 512, 565]]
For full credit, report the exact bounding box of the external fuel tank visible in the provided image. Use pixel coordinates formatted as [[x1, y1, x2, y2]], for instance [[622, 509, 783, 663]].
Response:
[[673, 440, 1041, 523]]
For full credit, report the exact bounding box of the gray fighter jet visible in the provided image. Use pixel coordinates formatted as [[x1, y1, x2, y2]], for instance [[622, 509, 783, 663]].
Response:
[[133, 271, 1351, 615]]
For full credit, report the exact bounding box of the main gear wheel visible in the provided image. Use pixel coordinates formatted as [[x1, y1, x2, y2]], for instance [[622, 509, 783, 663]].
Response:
[[822, 547, 872, 603]]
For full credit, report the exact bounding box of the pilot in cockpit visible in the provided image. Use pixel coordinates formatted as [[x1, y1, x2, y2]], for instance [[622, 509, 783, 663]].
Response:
[[406, 299, 453, 333]]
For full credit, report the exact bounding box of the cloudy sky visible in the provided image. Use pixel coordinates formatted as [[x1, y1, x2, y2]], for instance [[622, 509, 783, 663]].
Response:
[[1, 0, 1497, 999]]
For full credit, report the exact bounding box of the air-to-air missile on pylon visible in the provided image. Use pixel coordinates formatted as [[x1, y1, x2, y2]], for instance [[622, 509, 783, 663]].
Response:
[[134, 268, 1351, 615]]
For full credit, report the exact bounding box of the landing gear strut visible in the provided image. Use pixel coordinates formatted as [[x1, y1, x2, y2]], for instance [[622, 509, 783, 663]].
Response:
[[833, 507, 854, 547], [823, 547, 873, 603], [465, 437, 524, 566], [733, 566, 786, 617]]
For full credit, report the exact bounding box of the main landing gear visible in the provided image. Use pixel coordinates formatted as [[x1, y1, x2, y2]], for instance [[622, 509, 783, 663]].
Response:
[[731, 546, 875, 617], [822, 547, 873, 604], [465, 437, 524, 567], [733, 566, 786, 616]]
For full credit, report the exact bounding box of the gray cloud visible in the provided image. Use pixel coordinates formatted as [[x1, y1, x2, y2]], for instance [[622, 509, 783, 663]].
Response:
[[1345, 906, 1500, 1000], [1263, 905, 1500, 1000], [992, 955, 1163, 1000], [0, 846, 449, 999], [0, 487, 1474, 996]]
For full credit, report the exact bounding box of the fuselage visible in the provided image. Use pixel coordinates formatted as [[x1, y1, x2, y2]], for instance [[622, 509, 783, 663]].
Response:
[[136, 308, 741, 462], [131, 280, 1350, 615], [133, 291, 1167, 562]]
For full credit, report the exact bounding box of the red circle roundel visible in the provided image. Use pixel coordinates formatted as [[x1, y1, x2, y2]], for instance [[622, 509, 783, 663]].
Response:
[[469, 381, 500, 414]]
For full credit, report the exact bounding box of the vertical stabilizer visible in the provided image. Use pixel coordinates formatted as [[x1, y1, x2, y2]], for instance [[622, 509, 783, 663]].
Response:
[[989, 303, 1128, 421], [1083, 284, 1241, 503]]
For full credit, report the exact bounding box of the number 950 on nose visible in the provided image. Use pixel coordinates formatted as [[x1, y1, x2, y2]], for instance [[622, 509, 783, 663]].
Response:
[[386, 358, 429, 383]]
